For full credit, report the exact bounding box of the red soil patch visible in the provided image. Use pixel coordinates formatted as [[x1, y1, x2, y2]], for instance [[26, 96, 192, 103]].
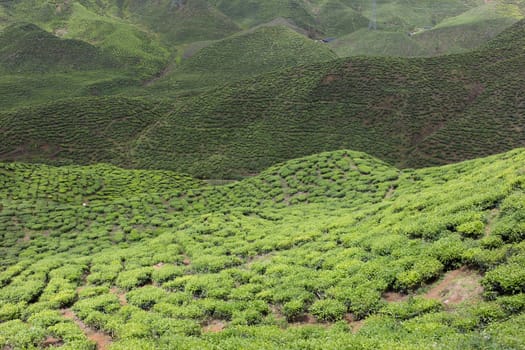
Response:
[[42, 336, 63, 347], [382, 291, 408, 302], [424, 267, 483, 306], [485, 208, 500, 236], [202, 320, 226, 333], [321, 74, 340, 85], [61, 308, 112, 350], [350, 320, 365, 334], [183, 257, 191, 266], [383, 186, 396, 200], [110, 287, 128, 306], [345, 313, 365, 333]]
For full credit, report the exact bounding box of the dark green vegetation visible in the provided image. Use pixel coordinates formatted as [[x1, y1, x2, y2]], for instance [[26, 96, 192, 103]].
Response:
[[1, 148, 525, 349], [155, 26, 338, 92], [2, 1, 525, 349], [3, 19, 525, 178]]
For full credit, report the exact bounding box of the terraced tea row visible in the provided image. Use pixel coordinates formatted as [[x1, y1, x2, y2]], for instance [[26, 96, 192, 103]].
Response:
[[1, 148, 525, 349]]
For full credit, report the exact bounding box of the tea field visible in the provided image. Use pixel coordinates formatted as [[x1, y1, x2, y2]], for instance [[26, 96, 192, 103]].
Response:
[[1, 148, 525, 349], [3, 19, 525, 178]]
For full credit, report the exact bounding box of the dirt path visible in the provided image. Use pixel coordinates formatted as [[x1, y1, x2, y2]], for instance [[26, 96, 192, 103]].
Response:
[[61, 308, 112, 350], [202, 320, 226, 333], [384, 186, 396, 199], [110, 287, 128, 306], [485, 208, 500, 237], [424, 267, 483, 306], [382, 291, 408, 302]]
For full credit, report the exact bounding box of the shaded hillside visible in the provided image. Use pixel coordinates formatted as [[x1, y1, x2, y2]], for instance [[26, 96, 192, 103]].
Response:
[[0, 148, 524, 348], [0, 97, 170, 165], [0, 2, 171, 71], [117, 0, 240, 44], [411, 2, 524, 55], [156, 26, 338, 91], [2, 20, 525, 177], [0, 22, 121, 73], [134, 19, 525, 176]]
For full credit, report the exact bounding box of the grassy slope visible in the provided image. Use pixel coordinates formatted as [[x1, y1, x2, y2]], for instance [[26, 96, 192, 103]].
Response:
[[0, 97, 171, 165], [330, 1, 525, 57], [0, 148, 524, 348], [154, 26, 338, 92], [0, 21, 145, 111], [0, 22, 121, 73], [329, 28, 428, 57], [412, 3, 524, 55]]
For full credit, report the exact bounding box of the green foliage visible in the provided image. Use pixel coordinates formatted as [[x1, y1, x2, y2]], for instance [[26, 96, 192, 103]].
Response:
[[282, 299, 305, 321], [457, 220, 485, 238], [381, 297, 443, 320], [116, 267, 153, 290], [310, 299, 347, 322], [0, 146, 524, 348], [483, 255, 525, 294]]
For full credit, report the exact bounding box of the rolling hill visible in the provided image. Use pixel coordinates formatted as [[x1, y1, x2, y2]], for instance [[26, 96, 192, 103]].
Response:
[[0, 148, 524, 348], [2, 19, 525, 177], [0, 22, 121, 73], [2, 2, 525, 350], [155, 25, 338, 92]]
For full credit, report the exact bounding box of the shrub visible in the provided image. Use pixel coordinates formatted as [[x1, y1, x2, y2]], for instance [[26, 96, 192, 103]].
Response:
[[310, 299, 346, 322], [380, 297, 442, 320], [126, 286, 167, 310], [483, 259, 525, 294], [457, 221, 485, 238], [283, 299, 305, 321], [151, 265, 184, 284], [115, 267, 153, 290], [0, 302, 25, 322]]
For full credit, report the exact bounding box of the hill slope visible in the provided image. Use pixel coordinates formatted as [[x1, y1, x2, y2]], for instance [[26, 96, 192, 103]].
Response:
[[0, 97, 170, 165], [136, 19, 525, 176], [2, 19, 525, 177], [0, 148, 524, 348], [0, 22, 120, 73], [156, 25, 338, 91]]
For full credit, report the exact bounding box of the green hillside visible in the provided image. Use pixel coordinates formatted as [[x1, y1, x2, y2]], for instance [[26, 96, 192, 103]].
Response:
[[135, 19, 525, 177], [0, 97, 170, 165], [411, 2, 524, 56], [2, 19, 525, 177], [329, 29, 428, 57], [2, 2, 525, 350], [156, 26, 338, 92], [0, 22, 120, 73], [1, 148, 525, 348]]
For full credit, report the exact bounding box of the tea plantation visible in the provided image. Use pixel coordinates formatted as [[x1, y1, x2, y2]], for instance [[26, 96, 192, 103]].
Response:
[[3, 19, 525, 178], [2, 3, 525, 348], [1, 148, 525, 349]]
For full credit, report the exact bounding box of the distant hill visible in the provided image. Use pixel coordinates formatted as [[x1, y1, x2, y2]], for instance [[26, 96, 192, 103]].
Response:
[[156, 26, 338, 91], [135, 19, 525, 177], [2, 20, 525, 178], [0, 23, 120, 73], [0, 97, 169, 165]]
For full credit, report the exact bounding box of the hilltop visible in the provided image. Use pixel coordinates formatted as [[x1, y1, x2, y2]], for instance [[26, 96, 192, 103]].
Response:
[[0, 0, 524, 112], [0, 148, 524, 348], [0, 23, 121, 73], [155, 25, 338, 92]]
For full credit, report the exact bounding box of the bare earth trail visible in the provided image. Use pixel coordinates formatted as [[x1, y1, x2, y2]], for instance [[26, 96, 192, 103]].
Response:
[[424, 267, 483, 306], [60, 308, 113, 350]]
